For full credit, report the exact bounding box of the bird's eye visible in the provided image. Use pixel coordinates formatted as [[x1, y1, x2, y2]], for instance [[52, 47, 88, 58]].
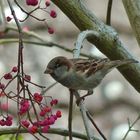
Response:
[[54, 63, 61, 68]]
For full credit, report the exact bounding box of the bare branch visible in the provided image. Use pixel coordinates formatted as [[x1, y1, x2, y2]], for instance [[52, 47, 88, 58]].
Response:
[[106, 0, 113, 25], [122, 0, 140, 48]]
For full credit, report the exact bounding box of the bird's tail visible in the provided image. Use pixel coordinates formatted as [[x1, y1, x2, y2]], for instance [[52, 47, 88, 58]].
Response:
[[104, 59, 138, 73], [111, 59, 138, 67]]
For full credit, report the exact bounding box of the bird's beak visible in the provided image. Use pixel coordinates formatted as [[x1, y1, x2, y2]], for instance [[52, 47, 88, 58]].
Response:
[[44, 68, 53, 74]]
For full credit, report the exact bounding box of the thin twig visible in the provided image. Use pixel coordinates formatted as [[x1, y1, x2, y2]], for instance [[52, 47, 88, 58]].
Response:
[[122, 114, 140, 140], [7, 0, 24, 139], [86, 111, 107, 140], [23, 77, 46, 88], [73, 90, 95, 140], [14, 0, 46, 21], [68, 90, 74, 140], [26, 86, 49, 140], [0, 38, 100, 59], [106, 0, 113, 25], [41, 82, 58, 95]]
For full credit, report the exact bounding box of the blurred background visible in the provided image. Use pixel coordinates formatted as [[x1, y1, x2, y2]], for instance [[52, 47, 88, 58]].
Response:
[[0, 0, 140, 140]]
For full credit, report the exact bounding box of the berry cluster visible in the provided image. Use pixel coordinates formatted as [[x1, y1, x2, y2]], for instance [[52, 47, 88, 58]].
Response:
[[25, 0, 57, 34], [0, 115, 13, 126], [19, 94, 61, 134], [19, 99, 30, 115], [0, 66, 62, 136], [6, 0, 57, 34], [0, 66, 18, 91], [21, 107, 61, 133]]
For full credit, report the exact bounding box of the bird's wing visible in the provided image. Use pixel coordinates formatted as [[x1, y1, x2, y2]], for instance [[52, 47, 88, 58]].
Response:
[[70, 58, 109, 77]]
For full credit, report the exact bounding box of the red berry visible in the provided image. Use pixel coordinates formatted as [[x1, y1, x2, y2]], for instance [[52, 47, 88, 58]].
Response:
[[12, 66, 18, 72], [24, 74, 31, 81], [21, 120, 30, 128], [28, 125, 38, 134], [26, 0, 38, 6], [42, 119, 49, 125], [0, 103, 8, 110], [6, 115, 13, 121], [6, 16, 12, 22], [5, 120, 12, 126], [0, 119, 6, 126], [19, 100, 30, 115], [42, 125, 49, 133], [48, 27, 54, 34], [53, 115, 57, 120], [48, 116, 55, 125], [50, 10, 57, 18], [44, 106, 51, 112], [4, 73, 12, 80], [40, 110, 46, 116], [0, 83, 5, 89], [50, 99, 58, 106], [56, 110, 62, 118], [45, 0, 50, 7], [33, 93, 43, 103]]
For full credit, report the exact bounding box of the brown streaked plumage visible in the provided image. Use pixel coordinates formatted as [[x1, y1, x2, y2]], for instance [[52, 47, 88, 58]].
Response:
[[44, 56, 138, 97]]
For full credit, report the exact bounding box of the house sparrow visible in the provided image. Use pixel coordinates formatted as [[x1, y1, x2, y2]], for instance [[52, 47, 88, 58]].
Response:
[[44, 56, 138, 98]]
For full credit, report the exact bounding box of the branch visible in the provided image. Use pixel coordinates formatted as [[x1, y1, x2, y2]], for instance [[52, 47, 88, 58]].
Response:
[[122, 114, 140, 140], [5, 25, 45, 41], [0, 38, 100, 59], [74, 30, 99, 58], [0, 127, 88, 140], [73, 91, 99, 140], [86, 112, 107, 140], [51, 0, 140, 93], [72, 31, 100, 140], [106, 0, 113, 25], [68, 91, 74, 140], [122, 0, 140, 48]]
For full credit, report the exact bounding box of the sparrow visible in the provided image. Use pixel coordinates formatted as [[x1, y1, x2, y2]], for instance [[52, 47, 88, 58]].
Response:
[[44, 56, 138, 98]]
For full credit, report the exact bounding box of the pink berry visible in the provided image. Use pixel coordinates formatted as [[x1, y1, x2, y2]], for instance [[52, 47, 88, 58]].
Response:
[[28, 125, 38, 134], [33, 93, 43, 103], [6, 16, 12, 22], [48, 116, 55, 125], [6, 115, 13, 121], [42, 118, 50, 125], [0, 103, 8, 110], [52, 115, 57, 120], [45, 0, 50, 7], [48, 27, 54, 34], [23, 26, 29, 32], [26, 0, 38, 6], [21, 120, 30, 128], [50, 10, 57, 18], [4, 73, 12, 80], [40, 110, 46, 116], [56, 110, 62, 118], [42, 125, 49, 133], [24, 74, 31, 81], [19, 100, 30, 115], [5, 120, 12, 126], [44, 106, 51, 112], [0, 83, 5, 89], [50, 99, 58, 106], [0, 119, 6, 126], [12, 66, 18, 72]]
